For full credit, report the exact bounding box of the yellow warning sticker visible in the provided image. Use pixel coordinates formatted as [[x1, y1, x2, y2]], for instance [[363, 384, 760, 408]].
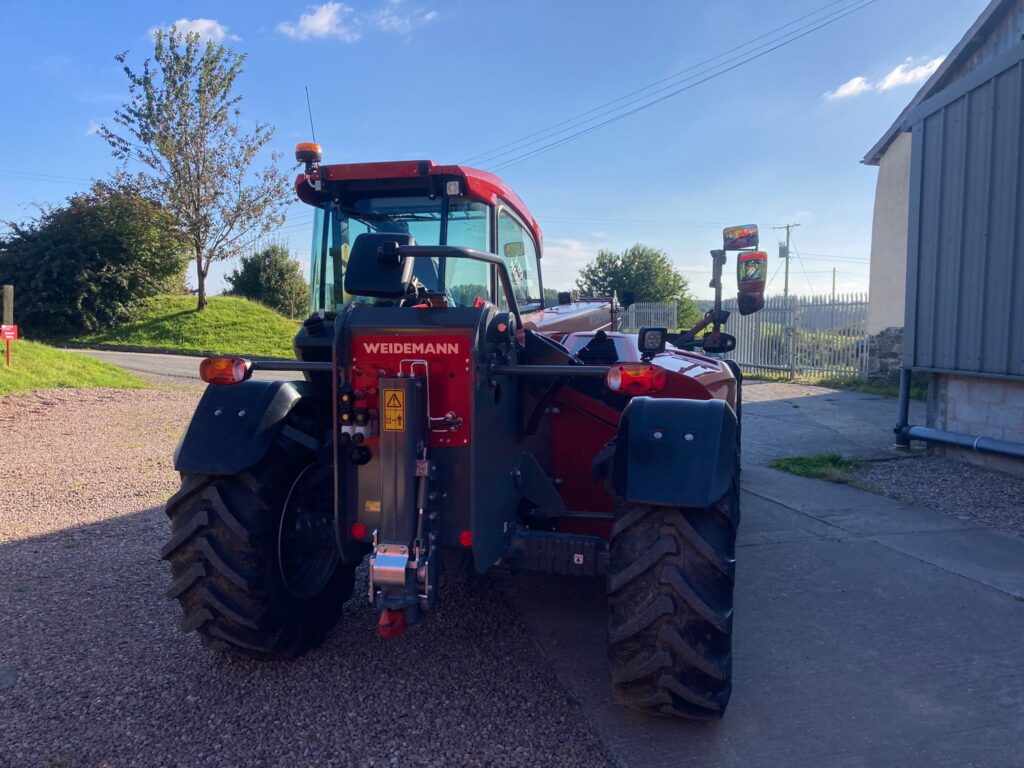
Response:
[[382, 388, 405, 432]]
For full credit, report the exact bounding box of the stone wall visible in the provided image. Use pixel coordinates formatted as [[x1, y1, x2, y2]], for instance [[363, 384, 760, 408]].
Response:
[[928, 373, 1024, 476], [866, 326, 904, 383]]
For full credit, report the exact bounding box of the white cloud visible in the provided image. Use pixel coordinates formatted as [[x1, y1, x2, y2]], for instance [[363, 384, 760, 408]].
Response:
[[823, 55, 946, 101], [824, 76, 873, 100], [542, 237, 605, 290], [878, 56, 945, 91], [85, 121, 101, 136], [278, 2, 436, 42], [277, 3, 360, 41], [153, 18, 238, 43]]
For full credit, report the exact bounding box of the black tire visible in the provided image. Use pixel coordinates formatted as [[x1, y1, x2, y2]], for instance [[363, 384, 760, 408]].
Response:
[[162, 432, 356, 660], [608, 482, 738, 719]]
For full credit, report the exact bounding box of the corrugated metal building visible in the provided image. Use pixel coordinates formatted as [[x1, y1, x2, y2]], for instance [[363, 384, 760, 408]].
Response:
[[865, 0, 1024, 473]]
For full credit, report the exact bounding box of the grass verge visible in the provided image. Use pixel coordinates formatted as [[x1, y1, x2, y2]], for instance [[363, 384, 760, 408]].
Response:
[[769, 452, 867, 486], [814, 378, 927, 401], [0, 341, 144, 395], [67, 295, 301, 359]]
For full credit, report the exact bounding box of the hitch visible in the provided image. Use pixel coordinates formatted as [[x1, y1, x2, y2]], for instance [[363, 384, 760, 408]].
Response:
[[367, 373, 439, 629]]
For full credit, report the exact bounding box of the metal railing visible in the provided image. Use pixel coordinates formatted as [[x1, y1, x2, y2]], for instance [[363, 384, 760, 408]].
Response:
[[620, 301, 677, 332], [719, 293, 869, 380]]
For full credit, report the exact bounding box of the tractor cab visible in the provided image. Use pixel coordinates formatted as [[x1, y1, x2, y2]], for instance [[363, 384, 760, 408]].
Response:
[[295, 153, 543, 319]]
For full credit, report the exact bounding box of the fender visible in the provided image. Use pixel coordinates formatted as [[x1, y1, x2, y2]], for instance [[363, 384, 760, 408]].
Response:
[[174, 380, 316, 475], [612, 396, 737, 508]]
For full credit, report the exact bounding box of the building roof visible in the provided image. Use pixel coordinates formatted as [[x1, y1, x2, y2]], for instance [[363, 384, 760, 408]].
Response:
[[863, 0, 1018, 166]]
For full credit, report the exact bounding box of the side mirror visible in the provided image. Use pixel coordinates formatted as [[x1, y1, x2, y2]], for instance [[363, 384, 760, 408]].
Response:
[[701, 333, 736, 354], [503, 242, 525, 259], [723, 224, 759, 251], [736, 250, 767, 316]]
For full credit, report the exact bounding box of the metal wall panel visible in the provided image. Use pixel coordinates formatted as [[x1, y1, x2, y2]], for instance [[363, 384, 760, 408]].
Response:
[[905, 46, 1024, 378]]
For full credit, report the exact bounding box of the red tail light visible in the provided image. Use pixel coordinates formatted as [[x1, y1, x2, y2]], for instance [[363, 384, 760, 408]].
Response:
[[605, 364, 667, 396], [351, 522, 367, 540], [199, 356, 251, 385]]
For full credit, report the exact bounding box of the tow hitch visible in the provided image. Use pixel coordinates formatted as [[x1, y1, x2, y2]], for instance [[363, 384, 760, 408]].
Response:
[[367, 373, 438, 636]]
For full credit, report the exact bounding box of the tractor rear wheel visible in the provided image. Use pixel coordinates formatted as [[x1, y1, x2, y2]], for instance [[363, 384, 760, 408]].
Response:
[[607, 484, 738, 719], [162, 433, 356, 660]]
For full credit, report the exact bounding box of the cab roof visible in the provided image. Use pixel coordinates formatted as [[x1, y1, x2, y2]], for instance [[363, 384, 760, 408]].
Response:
[[295, 160, 542, 250]]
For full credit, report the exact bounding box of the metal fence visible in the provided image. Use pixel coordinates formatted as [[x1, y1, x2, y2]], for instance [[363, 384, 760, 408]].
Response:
[[719, 293, 870, 380], [620, 301, 677, 332]]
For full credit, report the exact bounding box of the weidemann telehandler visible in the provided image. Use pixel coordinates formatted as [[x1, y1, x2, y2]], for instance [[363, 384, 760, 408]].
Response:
[[164, 143, 768, 719]]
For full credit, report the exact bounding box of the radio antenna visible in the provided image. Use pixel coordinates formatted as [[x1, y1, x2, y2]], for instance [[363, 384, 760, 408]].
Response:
[[304, 86, 317, 143]]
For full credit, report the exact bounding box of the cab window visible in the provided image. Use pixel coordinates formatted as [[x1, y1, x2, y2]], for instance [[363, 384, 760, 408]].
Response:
[[497, 208, 541, 309]]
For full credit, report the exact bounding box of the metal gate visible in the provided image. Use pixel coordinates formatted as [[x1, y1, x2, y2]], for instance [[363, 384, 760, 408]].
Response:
[[719, 293, 869, 380]]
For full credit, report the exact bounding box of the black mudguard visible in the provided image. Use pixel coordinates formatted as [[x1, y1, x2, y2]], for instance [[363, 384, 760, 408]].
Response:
[[612, 396, 737, 508], [174, 380, 314, 475]]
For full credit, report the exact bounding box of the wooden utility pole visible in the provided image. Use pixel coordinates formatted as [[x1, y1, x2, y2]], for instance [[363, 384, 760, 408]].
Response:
[[774, 224, 800, 299]]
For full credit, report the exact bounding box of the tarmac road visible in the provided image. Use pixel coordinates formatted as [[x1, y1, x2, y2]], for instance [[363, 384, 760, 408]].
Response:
[[70, 348, 282, 385]]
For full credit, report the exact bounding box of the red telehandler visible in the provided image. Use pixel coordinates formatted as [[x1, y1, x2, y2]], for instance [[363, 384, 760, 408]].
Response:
[[164, 144, 766, 718]]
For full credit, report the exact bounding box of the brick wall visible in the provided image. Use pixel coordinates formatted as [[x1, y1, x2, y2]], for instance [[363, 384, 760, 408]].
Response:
[[929, 373, 1024, 476]]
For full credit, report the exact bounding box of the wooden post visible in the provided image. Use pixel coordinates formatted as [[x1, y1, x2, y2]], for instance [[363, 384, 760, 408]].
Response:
[[2, 285, 11, 326], [3, 285, 13, 367]]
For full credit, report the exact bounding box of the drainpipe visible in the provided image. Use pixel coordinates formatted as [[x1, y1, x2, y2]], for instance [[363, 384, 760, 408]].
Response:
[[894, 367, 913, 450], [894, 366, 1024, 460]]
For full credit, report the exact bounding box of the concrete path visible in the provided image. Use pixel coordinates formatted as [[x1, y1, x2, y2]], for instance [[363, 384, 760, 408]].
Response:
[[506, 382, 1023, 768], [741, 380, 926, 464]]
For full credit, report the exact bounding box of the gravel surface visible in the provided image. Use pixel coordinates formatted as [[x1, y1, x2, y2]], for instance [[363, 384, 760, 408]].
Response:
[[859, 455, 1024, 537], [0, 389, 612, 768]]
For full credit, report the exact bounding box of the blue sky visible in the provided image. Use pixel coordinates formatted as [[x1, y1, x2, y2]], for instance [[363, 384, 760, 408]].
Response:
[[0, 0, 988, 299]]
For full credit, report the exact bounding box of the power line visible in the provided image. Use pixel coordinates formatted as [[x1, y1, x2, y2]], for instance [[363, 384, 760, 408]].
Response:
[[0, 170, 95, 185], [462, 0, 854, 166], [486, 0, 879, 172]]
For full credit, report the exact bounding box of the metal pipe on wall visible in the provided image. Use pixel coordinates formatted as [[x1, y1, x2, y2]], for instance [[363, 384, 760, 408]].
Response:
[[895, 366, 1024, 460]]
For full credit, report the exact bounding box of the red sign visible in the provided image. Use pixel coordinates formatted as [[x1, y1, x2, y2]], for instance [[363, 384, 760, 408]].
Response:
[[0, 325, 16, 341]]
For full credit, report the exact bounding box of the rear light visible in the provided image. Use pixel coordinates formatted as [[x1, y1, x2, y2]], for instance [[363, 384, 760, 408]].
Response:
[[351, 522, 367, 540], [199, 356, 251, 385], [458, 529, 473, 548], [605, 364, 667, 396]]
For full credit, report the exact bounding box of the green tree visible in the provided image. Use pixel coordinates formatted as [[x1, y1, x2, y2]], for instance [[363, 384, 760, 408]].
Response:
[[225, 243, 309, 319], [100, 27, 290, 312], [575, 243, 700, 327], [0, 182, 187, 336]]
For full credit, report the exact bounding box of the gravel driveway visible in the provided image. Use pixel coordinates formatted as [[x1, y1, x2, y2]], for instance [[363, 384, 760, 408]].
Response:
[[0, 389, 611, 768], [860, 455, 1024, 538]]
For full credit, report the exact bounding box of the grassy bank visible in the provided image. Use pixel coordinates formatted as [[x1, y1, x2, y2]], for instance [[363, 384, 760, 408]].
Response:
[[0, 341, 144, 395], [70, 295, 301, 359]]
